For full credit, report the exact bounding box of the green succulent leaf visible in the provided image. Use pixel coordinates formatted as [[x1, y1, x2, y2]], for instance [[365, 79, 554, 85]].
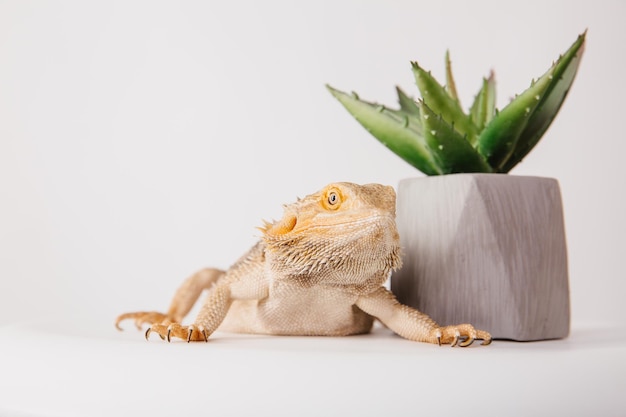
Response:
[[326, 32, 585, 176], [411, 62, 477, 143], [444, 50, 461, 107], [396, 86, 421, 117], [419, 100, 493, 174], [500, 31, 586, 172], [326, 85, 441, 175], [477, 32, 586, 172], [469, 71, 497, 133]]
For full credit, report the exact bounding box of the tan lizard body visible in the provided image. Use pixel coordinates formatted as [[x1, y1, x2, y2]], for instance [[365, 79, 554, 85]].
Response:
[[116, 182, 491, 346]]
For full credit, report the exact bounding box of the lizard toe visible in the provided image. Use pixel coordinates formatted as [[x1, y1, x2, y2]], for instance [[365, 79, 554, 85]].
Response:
[[144, 323, 210, 342], [436, 324, 491, 347], [115, 311, 171, 331]]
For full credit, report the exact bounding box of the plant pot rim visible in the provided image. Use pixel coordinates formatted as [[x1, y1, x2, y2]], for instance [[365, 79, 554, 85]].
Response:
[[399, 173, 561, 185]]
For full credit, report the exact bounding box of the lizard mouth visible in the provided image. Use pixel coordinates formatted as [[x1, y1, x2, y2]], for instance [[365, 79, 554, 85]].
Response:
[[265, 212, 394, 238], [301, 213, 393, 231], [263, 214, 298, 237]]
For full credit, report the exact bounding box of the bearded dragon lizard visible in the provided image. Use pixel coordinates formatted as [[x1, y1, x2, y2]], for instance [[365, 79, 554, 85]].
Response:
[[116, 182, 491, 346]]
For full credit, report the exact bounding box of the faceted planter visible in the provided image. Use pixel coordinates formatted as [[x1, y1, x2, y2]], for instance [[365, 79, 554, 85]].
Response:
[[390, 174, 570, 341]]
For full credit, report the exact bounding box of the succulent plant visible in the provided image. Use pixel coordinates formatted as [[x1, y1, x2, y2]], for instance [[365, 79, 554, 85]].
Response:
[[327, 32, 586, 175]]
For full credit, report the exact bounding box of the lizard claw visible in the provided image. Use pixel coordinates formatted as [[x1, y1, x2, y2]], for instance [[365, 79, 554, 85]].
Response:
[[144, 327, 166, 341], [459, 336, 475, 347], [450, 330, 460, 347], [186, 326, 209, 343]]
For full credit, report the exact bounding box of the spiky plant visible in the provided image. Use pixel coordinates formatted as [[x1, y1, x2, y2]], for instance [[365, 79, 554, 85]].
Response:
[[326, 32, 586, 175]]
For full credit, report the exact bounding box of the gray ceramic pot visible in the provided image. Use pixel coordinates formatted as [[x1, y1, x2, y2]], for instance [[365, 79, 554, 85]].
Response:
[[390, 174, 570, 341]]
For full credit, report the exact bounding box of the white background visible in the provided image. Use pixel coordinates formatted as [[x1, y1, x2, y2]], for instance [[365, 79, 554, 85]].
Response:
[[2, 0, 624, 329], [1, 2, 625, 416], [1, 1, 624, 344], [1, 0, 624, 329]]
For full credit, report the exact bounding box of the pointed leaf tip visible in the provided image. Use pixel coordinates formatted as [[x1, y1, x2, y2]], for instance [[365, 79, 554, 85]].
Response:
[[477, 32, 586, 172], [444, 49, 461, 106], [326, 85, 440, 175], [396, 86, 421, 117], [502, 30, 586, 172], [411, 61, 476, 142]]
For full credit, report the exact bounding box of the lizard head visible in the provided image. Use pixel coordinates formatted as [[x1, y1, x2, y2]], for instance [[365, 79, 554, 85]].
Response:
[[260, 182, 401, 282]]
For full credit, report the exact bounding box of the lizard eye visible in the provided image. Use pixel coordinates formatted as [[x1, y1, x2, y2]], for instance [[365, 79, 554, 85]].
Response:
[[323, 188, 342, 210]]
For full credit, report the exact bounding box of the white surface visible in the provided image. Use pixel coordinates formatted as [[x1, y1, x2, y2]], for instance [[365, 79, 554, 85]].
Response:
[[0, 319, 625, 417], [1, 1, 625, 416]]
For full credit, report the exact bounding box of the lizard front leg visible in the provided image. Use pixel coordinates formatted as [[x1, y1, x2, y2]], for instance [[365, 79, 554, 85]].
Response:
[[146, 271, 270, 342], [115, 267, 224, 333], [120, 241, 269, 342], [356, 287, 491, 347], [146, 249, 270, 342], [146, 282, 233, 342]]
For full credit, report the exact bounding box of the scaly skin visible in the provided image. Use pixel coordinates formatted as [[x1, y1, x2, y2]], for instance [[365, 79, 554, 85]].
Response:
[[116, 182, 491, 347]]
